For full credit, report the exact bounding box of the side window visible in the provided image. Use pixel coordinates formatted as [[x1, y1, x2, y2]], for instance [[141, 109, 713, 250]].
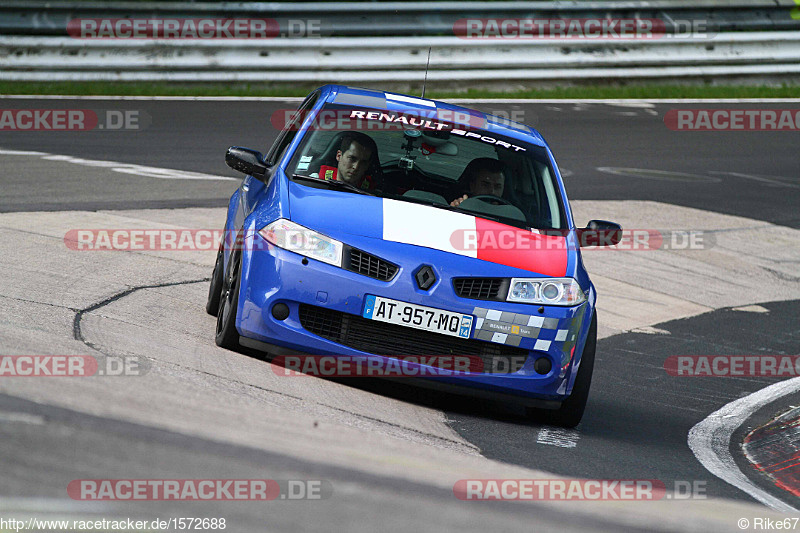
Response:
[[536, 161, 561, 229], [266, 92, 320, 165]]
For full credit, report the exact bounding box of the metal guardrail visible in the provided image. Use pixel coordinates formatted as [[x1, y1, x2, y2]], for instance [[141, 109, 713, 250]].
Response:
[[1, 2, 798, 86], [2, 32, 799, 84], [1, 0, 799, 36]]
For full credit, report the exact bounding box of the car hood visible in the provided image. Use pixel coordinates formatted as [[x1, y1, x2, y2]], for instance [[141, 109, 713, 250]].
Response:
[[288, 181, 570, 278]]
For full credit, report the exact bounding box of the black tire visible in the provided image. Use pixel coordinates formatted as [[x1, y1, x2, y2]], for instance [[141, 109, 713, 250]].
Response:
[[215, 249, 241, 349], [528, 312, 597, 428], [206, 246, 225, 316]]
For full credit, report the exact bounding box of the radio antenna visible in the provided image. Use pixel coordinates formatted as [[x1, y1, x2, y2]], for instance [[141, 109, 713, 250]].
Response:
[[421, 47, 432, 99]]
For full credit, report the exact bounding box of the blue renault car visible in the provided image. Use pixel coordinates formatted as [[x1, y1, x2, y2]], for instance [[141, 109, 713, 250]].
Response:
[[207, 85, 620, 427]]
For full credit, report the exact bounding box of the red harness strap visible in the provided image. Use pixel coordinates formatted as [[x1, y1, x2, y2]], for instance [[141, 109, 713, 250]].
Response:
[[319, 165, 375, 190]]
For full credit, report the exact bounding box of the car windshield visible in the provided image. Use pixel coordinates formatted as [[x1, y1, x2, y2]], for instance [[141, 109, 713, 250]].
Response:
[[285, 103, 567, 230]]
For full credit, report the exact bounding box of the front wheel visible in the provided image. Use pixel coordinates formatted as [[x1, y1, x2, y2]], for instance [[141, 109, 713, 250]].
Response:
[[206, 245, 225, 316], [527, 312, 596, 428], [215, 249, 241, 350]]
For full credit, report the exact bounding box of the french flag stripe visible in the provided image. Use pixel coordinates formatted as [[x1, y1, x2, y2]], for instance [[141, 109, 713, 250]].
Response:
[[385, 93, 437, 108], [475, 218, 568, 277], [381, 198, 568, 276], [382, 198, 477, 258]]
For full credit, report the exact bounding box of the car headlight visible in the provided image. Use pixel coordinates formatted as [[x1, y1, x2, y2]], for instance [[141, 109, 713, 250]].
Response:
[[258, 219, 343, 267], [506, 278, 585, 306]]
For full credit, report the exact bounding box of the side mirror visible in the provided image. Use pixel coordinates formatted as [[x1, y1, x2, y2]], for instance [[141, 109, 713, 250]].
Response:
[[579, 220, 622, 247], [225, 146, 269, 178]]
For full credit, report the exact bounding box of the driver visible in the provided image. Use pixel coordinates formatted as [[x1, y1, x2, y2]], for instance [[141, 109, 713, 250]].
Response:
[[314, 132, 378, 190], [450, 158, 506, 207]]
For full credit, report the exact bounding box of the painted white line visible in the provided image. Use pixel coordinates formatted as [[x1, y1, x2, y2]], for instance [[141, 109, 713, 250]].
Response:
[[0, 149, 49, 156], [0, 148, 237, 181], [629, 326, 671, 335], [732, 305, 770, 313], [537, 427, 580, 448], [0, 497, 113, 513], [0, 412, 45, 425], [688, 377, 800, 513], [605, 102, 655, 109], [596, 167, 722, 183], [709, 171, 799, 189]]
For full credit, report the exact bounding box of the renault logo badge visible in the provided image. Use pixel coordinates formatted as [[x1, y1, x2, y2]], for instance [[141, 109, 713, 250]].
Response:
[[415, 265, 436, 290]]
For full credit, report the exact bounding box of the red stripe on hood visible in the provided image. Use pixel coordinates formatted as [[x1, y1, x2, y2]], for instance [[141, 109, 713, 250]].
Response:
[[474, 218, 568, 277]]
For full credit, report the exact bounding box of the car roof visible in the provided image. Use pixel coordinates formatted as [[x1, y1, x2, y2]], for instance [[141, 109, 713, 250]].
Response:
[[315, 84, 547, 148]]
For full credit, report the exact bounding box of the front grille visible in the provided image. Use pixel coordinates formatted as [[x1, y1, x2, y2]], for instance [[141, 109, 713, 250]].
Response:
[[345, 247, 398, 281], [298, 304, 528, 373], [453, 278, 507, 301]]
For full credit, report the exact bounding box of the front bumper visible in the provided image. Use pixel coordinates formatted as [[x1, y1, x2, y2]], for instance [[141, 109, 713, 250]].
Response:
[[236, 233, 592, 402]]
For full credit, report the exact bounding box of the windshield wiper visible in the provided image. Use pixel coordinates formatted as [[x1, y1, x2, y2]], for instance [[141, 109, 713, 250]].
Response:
[[292, 174, 375, 196]]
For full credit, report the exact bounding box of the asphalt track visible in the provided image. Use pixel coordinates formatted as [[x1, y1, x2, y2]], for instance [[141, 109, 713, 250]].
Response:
[[1, 97, 799, 532], [450, 300, 800, 503], [0, 98, 798, 227]]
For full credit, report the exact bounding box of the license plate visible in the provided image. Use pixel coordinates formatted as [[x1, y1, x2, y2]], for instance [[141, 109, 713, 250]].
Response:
[[362, 295, 474, 339]]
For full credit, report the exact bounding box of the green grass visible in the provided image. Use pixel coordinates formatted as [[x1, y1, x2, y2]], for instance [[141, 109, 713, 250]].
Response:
[[0, 82, 316, 98], [444, 84, 800, 99], [1, 81, 799, 99]]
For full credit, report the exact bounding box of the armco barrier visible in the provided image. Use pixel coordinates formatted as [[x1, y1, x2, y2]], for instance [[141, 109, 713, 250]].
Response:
[[1, 1, 798, 86], [1, 33, 799, 84], [1, 0, 799, 36]]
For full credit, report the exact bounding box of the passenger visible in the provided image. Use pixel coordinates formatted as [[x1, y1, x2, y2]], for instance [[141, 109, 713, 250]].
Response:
[[450, 158, 506, 207]]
